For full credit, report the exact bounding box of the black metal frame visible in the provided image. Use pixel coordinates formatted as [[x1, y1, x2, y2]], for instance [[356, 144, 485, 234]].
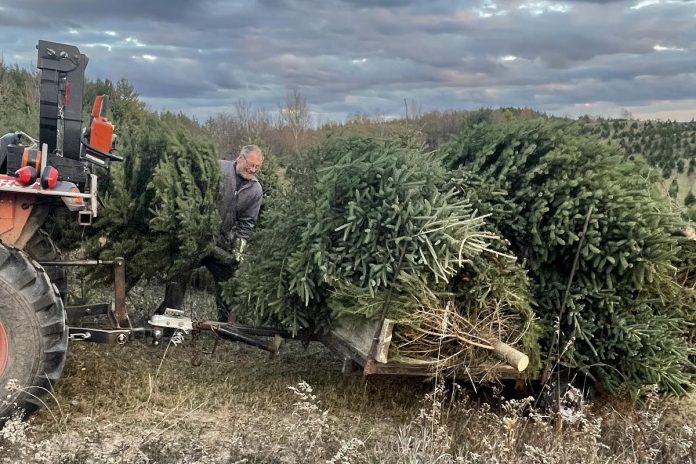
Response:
[[37, 40, 88, 160]]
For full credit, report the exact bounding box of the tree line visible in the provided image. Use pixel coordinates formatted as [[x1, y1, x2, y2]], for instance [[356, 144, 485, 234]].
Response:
[[2, 59, 693, 181]]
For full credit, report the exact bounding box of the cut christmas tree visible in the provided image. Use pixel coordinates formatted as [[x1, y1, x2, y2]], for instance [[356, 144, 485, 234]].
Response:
[[440, 119, 695, 393], [227, 136, 539, 376]]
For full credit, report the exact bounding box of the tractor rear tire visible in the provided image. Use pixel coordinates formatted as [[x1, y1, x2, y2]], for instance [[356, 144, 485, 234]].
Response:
[[0, 245, 67, 425], [25, 229, 68, 300]]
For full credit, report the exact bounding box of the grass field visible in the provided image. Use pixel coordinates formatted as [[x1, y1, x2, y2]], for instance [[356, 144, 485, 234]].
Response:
[[0, 285, 694, 463]]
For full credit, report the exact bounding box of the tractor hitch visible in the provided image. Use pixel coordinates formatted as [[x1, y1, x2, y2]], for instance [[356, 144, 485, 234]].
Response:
[[52, 257, 293, 355]]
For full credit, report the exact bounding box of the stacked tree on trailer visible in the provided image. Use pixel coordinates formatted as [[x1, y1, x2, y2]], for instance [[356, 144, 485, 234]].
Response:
[[227, 136, 541, 375], [230, 123, 695, 393], [440, 120, 695, 393]]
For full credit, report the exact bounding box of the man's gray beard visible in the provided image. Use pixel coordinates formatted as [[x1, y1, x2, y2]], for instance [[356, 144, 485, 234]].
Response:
[[238, 170, 256, 181], [235, 163, 256, 180]]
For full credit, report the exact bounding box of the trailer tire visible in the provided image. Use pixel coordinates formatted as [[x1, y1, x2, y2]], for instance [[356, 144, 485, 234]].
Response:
[[0, 245, 67, 425], [25, 229, 68, 300]]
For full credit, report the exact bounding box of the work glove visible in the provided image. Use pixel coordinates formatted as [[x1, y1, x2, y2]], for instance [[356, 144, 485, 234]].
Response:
[[210, 246, 236, 266], [233, 238, 247, 263]]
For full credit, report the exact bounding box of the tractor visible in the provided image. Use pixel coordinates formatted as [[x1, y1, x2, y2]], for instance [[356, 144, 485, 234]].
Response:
[[0, 40, 125, 421]]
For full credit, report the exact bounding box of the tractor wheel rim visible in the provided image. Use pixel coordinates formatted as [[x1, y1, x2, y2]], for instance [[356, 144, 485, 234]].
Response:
[[0, 320, 7, 377]]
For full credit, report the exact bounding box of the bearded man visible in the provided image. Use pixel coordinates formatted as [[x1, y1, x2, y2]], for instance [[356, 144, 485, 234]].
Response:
[[156, 145, 264, 322]]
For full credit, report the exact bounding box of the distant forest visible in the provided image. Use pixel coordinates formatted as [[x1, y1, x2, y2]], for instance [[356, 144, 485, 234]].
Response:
[[2, 59, 695, 209]]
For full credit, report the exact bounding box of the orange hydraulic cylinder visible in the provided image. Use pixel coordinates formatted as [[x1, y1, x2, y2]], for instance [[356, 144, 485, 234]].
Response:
[[89, 95, 114, 153]]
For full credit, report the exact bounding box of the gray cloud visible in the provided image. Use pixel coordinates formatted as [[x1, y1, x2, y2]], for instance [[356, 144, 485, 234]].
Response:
[[555, 0, 628, 3], [0, 0, 694, 121]]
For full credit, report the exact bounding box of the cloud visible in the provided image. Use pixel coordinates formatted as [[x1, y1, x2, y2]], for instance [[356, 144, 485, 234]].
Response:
[[0, 0, 693, 121]]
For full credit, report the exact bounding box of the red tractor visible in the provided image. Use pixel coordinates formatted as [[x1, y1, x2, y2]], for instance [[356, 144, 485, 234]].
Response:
[[0, 40, 124, 422]]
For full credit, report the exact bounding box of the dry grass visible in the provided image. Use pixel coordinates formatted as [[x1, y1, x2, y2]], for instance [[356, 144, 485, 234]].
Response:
[[1, 283, 694, 463]]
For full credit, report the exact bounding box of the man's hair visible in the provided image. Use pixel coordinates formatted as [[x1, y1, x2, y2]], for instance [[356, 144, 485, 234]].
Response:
[[238, 144, 263, 161]]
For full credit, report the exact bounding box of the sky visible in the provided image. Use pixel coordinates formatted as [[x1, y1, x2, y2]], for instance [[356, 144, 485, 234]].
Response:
[[0, 0, 694, 123]]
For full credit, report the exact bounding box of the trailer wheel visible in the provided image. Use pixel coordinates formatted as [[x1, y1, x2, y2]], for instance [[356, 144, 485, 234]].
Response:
[[0, 245, 67, 425], [25, 229, 68, 300]]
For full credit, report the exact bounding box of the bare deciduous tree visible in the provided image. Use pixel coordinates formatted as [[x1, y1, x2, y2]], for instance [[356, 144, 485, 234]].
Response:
[[205, 99, 272, 158], [403, 98, 423, 120], [620, 108, 635, 120], [280, 88, 312, 154]]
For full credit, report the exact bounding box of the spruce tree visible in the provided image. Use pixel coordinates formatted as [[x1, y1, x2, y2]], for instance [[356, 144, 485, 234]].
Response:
[[669, 178, 679, 199], [89, 112, 221, 285], [441, 120, 695, 393], [227, 136, 539, 369]]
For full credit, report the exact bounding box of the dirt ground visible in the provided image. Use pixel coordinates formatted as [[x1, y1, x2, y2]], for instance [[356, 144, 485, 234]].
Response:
[[31, 338, 431, 463], [1, 285, 694, 463]]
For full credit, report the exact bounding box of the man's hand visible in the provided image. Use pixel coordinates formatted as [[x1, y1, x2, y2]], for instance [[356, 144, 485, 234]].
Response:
[[210, 246, 237, 266]]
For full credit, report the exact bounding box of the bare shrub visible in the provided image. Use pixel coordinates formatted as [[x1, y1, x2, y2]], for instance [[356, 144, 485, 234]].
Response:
[[284, 380, 367, 463]]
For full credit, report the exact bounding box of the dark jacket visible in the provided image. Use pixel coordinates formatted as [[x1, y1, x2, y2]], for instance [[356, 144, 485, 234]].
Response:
[[219, 160, 263, 245]]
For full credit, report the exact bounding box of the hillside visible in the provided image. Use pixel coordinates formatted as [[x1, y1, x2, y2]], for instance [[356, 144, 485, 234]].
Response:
[[2, 58, 695, 187], [579, 117, 696, 205]]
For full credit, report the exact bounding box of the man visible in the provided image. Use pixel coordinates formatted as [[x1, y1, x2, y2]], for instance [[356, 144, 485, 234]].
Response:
[[156, 145, 264, 322], [218, 144, 264, 254]]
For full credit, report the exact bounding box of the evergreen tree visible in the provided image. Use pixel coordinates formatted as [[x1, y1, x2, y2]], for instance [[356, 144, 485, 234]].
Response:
[[88, 112, 221, 285], [669, 178, 679, 199], [227, 136, 539, 370], [0, 61, 39, 135], [685, 189, 696, 207], [84, 78, 147, 131], [441, 120, 695, 393], [663, 165, 673, 179]]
